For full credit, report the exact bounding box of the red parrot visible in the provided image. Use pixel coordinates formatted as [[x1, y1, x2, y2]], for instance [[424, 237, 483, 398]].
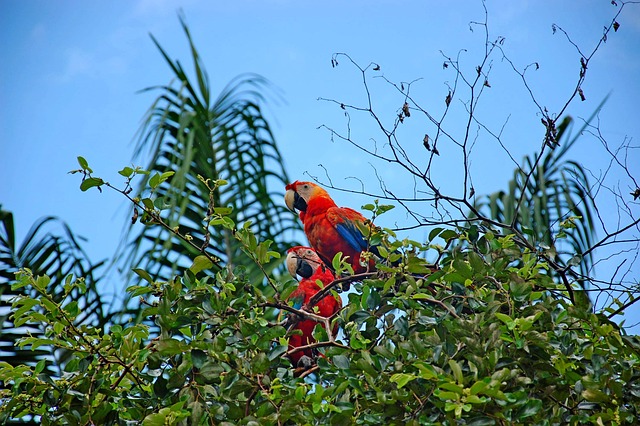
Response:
[[285, 181, 378, 274], [285, 246, 342, 368]]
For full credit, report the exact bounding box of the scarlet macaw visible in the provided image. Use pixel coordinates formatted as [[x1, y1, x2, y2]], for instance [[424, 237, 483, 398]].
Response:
[[285, 180, 379, 274], [285, 246, 341, 368]]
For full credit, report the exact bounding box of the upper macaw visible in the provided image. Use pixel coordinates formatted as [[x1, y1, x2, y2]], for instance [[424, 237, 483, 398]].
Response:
[[285, 246, 342, 368], [285, 180, 379, 274]]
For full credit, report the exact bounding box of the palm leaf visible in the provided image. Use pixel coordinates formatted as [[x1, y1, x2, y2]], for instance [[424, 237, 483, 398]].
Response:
[[122, 16, 300, 287], [0, 206, 107, 376], [473, 106, 603, 283]]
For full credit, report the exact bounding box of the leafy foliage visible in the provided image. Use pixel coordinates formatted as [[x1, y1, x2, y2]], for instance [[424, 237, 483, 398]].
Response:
[[124, 15, 299, 285], [2, 211, 639, 424]]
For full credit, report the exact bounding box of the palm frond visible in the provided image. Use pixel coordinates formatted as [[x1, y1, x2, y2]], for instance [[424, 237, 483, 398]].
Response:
[[473, 106, 604, 283], [0, 206, 107, 375], [123, 16, 301, 287]]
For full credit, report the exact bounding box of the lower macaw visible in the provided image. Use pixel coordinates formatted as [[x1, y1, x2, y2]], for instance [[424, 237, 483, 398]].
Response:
[[285, 181, 379, 274], [285, 246, 342, 368]]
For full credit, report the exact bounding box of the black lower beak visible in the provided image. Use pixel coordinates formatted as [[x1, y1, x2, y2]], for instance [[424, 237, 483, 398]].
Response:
[[296, 257, 314, 278], [293, 192, 308, 212]]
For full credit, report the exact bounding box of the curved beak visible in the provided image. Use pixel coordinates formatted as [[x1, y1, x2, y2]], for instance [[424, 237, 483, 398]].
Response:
[[285, 189, 307, 212], [285, 248, 317, 279], [285, 251, 298, 278]]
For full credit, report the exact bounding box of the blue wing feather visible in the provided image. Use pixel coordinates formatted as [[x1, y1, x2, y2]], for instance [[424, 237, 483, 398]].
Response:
[[335, 221, 368, 251]]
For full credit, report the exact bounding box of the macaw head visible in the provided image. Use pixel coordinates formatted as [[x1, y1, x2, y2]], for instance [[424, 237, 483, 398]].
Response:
[[286, 246, 325, 279], [284, 181, 329, 213]]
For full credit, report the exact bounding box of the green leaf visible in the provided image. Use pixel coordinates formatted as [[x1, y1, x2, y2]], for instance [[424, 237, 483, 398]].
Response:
[[119, 166, 134, 177], [428, 227, 444, 241], [415, 362, 438, 380], [439, 382, 464, 395], [160, 170, 175, 181], [437, 391, 460, 401], [142, 401, 187, 426], [574, 289, 592, 311], [466, 395, 487, 404], [80, 177, 104, 191], [333, 355, 350, 369], [156, 338, 188, 356], [12, 298, 40, 322], [148, 173, 160, 189], [24, 338, 56, 351], [63, 300, 79, 317], [188, 350, 206, 370], [518, 399, 543, 418], [34, 359, 46, 375], [189, 401, 204, 425], [468, 251, 485, 272], [153, 196, 170, 210], [440, 229, 458, 241], [40, 298, 57, 313], [510, 280, 532, 302], [362, 203, 376, 211], [133, 268, 154, 284], [390, 373, 416, 389], [412, 293, 435, 300], [251, 352, 270, 373], [213, 207, 233, 215], [53, 321, 64, 334], [229, 379, 253, 397], [332, 252, 345, 271], [34, 274, 50, 291], [268, 344, 288, 361], [448, 359, 464, 385], [495, 312, 515, 329], [189, 255, 214, 275], [77, 156, 89, 169], [360, 285, 371, 310], [581, 388, 609, 403], [469, 380, 489, 395], [141, 198, 155, 211], [126, 285, 153, 297], [149, 171, 175, 190], [77, 156, 92, 172], [376, 203, 395, 214]]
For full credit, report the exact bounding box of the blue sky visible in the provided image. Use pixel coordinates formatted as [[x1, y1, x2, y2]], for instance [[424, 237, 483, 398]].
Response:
[[1, 1, 639, 329]]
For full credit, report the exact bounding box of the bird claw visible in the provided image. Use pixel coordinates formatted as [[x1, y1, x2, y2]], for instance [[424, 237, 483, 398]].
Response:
[[297, 355, 315, 369]]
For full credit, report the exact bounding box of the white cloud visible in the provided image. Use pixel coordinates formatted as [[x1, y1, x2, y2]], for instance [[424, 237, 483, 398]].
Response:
[[54, 47, 128, 84], [59, 48, 93, 82]]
